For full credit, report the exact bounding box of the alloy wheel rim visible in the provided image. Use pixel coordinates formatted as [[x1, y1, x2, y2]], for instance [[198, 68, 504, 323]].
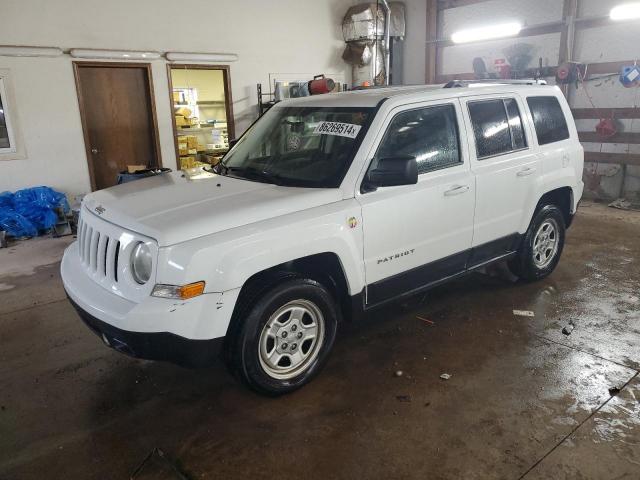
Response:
[[532, 218, 559, 269], [258, 299, 325, 380]]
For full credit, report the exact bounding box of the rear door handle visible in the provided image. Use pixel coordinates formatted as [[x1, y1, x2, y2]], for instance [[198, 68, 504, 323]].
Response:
[[517, 166, 536, 177], [444, 185, 470, 196]]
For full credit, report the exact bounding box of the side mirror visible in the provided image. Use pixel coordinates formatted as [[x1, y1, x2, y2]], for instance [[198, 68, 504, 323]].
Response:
[[366, 155, 418, 188], [228, 138, 238, 149]]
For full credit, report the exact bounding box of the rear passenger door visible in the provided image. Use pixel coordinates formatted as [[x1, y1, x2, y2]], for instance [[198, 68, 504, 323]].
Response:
[[461, 95, 540, 266]]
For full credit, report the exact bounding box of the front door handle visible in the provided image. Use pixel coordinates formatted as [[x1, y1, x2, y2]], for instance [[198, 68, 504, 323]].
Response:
[[444, 185, 470, 196], [517, 166, 536, 177]]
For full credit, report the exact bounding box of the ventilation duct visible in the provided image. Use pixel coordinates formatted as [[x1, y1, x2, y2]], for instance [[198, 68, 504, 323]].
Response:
[[342, 2, 405, 87]]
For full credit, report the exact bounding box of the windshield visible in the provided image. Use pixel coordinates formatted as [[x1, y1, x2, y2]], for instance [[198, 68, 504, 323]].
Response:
[[219, 106, 374, 188]]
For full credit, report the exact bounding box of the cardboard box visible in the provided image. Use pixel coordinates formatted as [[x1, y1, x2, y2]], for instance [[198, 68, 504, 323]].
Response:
[[180, 156, 208, 170], [185, 135, 198, 149], [127, 164, 146, 173], [173, 91, 182, 103], [175, 107, 192, 118], [175, 115, 188, 127]]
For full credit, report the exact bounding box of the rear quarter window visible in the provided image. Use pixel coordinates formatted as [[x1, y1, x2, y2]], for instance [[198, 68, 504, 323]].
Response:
[[526, 96, 570, 145]]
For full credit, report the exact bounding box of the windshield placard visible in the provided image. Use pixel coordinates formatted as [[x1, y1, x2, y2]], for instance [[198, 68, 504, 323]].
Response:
[[313, 121, 361, 139]]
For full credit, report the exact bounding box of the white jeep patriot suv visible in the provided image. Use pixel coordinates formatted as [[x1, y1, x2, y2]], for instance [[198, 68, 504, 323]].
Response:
[[62, 82, 584, 395]]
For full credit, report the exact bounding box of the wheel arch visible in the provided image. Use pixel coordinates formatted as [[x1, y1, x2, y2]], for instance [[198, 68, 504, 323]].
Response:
[[224, 252, 354, 349], [535, 186, 574, 227], [522, 185, 574, 233]]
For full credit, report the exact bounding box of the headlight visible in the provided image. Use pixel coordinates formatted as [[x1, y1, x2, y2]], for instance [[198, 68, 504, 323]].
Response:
[[131, 242, 152, 284]]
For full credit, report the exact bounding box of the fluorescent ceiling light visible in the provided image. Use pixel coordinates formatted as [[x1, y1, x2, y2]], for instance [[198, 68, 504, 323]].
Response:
[[166, 52, 238, 62], [0, 46, 63, 57], [451, 22, 522, 44], [70, 49, 161, 60], [610, 3, 640, 20]]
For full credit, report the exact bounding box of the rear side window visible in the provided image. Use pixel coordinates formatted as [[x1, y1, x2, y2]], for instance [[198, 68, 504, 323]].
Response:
[[526, 96, 570, 145], [468, 98, 527, 159], [376, 104, 461, 174]]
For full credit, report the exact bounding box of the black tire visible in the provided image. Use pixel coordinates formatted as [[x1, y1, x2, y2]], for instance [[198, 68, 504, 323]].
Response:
[[508, 204, 566, 282], [226, 277, 338, 395]]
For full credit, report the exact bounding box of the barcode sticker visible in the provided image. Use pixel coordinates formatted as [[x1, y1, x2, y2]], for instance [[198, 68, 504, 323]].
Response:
[[313, 121, 362, 139]]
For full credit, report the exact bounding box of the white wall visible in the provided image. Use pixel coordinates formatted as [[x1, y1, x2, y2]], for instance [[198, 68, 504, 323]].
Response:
[[0, 0, 354, 198]]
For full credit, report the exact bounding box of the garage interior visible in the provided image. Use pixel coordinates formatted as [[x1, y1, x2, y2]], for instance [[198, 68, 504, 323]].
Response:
[[1, 1, 640, 479]]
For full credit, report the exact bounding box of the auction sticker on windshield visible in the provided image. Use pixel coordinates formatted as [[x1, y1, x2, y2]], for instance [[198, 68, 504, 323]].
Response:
[[314, 121, 361, 139]]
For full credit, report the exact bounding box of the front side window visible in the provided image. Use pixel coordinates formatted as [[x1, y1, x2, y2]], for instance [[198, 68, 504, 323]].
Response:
[[527, 96, 570, 145], [0, 77, 16, 154], [468, 98, 527, 159], [374, 104, 461, 175], [220, 106, 373, 188]]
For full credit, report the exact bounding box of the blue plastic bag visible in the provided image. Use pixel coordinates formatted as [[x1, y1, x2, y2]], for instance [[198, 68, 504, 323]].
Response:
[[0, 191, 14, 209], [0, 186, 69, 236], [14, 204, 58, 231], [0, 208, 38, 238], [13, 186, 70, 213]]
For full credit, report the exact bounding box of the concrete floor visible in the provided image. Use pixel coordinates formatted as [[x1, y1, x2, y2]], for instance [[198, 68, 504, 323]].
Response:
[[1, 202, 639, 480]]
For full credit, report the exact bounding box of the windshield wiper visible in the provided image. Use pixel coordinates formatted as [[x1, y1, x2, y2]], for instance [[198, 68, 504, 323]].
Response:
[[211, 162, 229, 175], [227, 166, 284, 186]]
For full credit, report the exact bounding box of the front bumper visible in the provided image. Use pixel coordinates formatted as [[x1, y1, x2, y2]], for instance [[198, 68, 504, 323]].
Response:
[[68, 294, 223, 367], [61, 242, 241, 367]]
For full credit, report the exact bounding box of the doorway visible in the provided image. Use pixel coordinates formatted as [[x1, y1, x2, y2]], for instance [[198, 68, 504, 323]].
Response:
[[73, 62, 162, 190], [167, 65, 234, 170]]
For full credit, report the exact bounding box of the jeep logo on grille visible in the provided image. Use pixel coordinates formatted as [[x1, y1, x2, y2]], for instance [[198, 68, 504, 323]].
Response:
[[94, 205, 106, 215]]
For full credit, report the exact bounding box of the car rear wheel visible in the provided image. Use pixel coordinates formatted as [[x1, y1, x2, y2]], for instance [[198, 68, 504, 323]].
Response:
[[227, 277, 338, 395], [508, 204, 566, 282]]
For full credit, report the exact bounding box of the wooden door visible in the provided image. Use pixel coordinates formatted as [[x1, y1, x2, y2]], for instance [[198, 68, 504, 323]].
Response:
[[74, 62, 162, 190]]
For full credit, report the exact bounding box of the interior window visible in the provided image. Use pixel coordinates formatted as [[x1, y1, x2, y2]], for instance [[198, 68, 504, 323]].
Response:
[[468, 99, 513, 158], [169, 66, 232, 170], [375, 104, 461, 175], [505, 98, 527, 149], [527, 96, 570, 145]]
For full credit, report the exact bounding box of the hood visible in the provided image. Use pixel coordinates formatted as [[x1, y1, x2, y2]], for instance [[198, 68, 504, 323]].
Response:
[[83, 171, 343, 246]]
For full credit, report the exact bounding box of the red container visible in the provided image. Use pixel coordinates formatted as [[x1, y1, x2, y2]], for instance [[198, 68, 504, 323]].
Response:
[[309, 75, 335, 95]]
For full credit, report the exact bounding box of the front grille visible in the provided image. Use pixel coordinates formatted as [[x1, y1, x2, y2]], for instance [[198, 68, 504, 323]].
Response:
[[75, 206, 156, 301], [77, 217, 121, 283]]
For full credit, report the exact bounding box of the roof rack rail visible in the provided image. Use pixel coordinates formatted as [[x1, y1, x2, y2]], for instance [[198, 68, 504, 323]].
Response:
[[443, 79, 548, 88]]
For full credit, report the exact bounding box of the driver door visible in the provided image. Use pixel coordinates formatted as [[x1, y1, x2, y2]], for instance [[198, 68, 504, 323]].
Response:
[[357, 100, 476, 307]]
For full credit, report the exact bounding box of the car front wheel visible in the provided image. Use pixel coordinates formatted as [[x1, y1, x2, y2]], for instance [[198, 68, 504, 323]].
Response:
[[227, 277, 338, 395]]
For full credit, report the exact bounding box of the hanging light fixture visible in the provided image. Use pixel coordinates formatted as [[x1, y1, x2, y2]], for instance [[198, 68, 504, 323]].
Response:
[[610, 3, 640, 20], [70, 49, 161, 60], [165, 52, 238, 63], [0, 46, 63, 57], [451, 22, 522, 44]]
